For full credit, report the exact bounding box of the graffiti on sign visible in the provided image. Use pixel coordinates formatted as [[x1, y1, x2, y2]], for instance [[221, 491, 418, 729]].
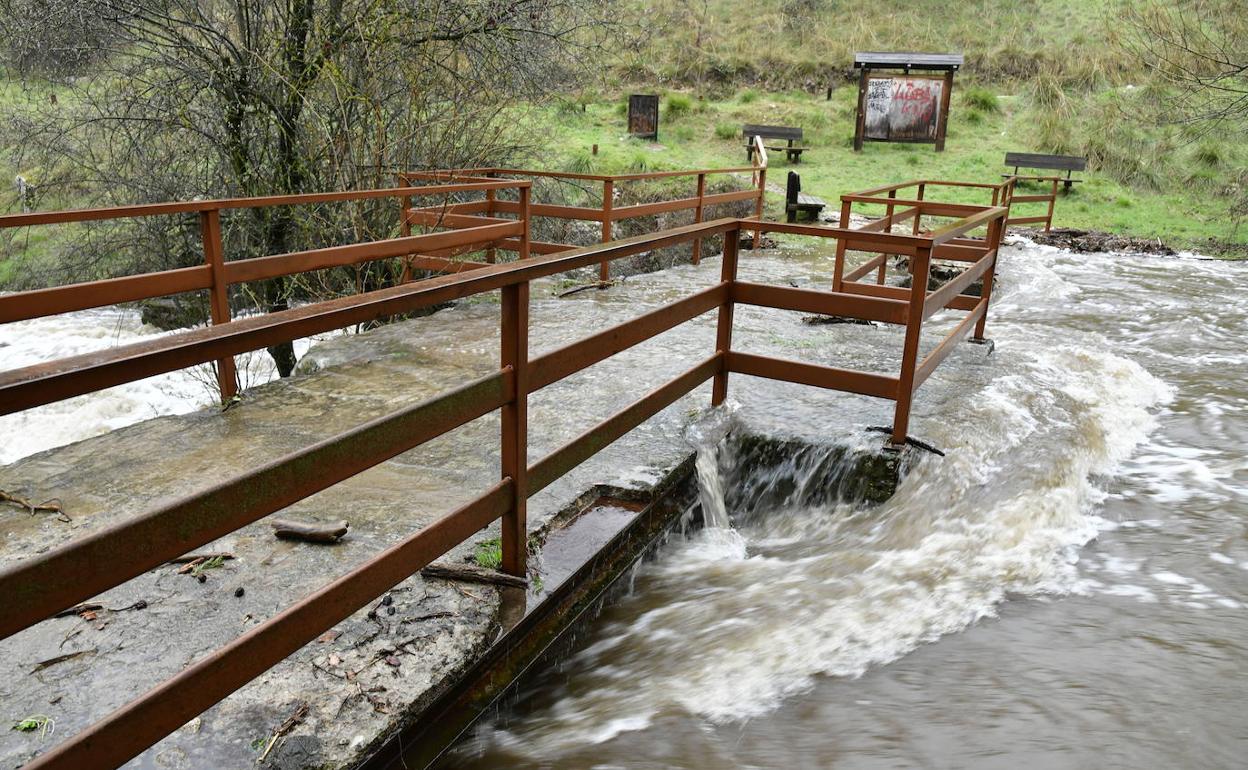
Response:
[[864, 77, 944, 142]]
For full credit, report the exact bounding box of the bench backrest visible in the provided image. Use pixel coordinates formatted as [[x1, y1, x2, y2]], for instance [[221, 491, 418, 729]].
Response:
[[744, 124, 803, 142], [1004, 152, 1087, 172]]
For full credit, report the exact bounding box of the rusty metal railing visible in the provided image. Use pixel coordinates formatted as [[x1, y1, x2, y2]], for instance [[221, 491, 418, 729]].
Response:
[[0, 180, 533, 405], [398, 139, 768, 282], [0, 191, 1005, 768]]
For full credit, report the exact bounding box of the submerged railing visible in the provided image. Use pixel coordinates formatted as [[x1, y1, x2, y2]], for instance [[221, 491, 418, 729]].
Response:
[[0, 182, 1005, 769]]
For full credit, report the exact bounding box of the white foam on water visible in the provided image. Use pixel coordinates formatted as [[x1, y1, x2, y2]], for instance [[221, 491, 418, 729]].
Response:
[[0, 303, 322, 464], [471, 286, 1172, 757]]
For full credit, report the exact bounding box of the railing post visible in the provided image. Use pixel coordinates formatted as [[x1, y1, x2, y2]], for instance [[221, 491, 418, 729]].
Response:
[[974, 215, 1003, 341], [600, 179, 613, 281], [832, 198, 851, 292], [880, 189, 896, 284], [1045, 177, 1058, 232], [912, 183, 926, 236], [500, 281, 530, 577], [892, 243, 931, 446], [398, 174, 413, 283], [712, 228, 739, 406], [519, 183, 531, 262], [200, 209, 238, 403], [485, 177, 498, 264], [753, 166, 766, 250], [692, 172, 706, 265]]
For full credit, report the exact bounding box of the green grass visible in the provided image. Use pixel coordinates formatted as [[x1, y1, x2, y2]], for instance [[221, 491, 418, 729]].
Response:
[[473, 538, 502, 570], [527, 88, 1247, 246]]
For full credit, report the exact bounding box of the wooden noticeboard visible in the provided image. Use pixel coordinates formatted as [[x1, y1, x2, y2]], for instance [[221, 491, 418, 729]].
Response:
[[851, 54, 958, 153], [863, 76, 944, 143], [628, 94, 659, 140]]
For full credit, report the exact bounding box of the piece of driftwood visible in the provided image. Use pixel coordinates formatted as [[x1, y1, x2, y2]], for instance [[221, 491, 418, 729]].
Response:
[[52, 603, 103, 619], [167, 552, 235, 565], [421, 562, 528, 588], [271, 519, 350, 543]]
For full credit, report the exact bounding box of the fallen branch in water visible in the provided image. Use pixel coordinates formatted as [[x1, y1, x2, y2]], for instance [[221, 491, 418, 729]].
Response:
[[272, 519, 350, 544], [421, 562, 528, 589], [557, 280, 612, 298], [168, 552, 235, 565]]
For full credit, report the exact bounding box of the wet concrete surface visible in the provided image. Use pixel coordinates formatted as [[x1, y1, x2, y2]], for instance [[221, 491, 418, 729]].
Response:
[[0, 237, 970, 769]]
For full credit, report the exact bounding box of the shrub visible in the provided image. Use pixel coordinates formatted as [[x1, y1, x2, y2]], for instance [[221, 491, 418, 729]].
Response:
[[714, 123, 738, 140], [664, 93, 693, 118], [962, 87, 1000, 113], [739, 88, 760, 104]]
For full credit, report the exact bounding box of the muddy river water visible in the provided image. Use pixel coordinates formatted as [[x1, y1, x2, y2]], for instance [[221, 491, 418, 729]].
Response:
[[440, 240, 1248, 769], [2, 236, 1245, 769]]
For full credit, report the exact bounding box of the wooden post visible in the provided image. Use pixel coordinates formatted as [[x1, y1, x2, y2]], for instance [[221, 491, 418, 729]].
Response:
[[712, 231, 739, 406], [974, 216, 1003, 341], [892, 244, 931, 446], [912, 183, 926, 236], [519, 184, 531, 262], [753, 166, 766, 250], [935, 70, 954, 152], [200, 209, 238, 403], [1045, 177, 1058, 232], [398, 177, 413, 283], [853, 67, 869, 152], [880, 189, 896, 284], [832, 198, 851, 292], [692, 172, 706, 265], [599, 179, 613, 281], [485, 187, 497, 264], [500, 281, 529, 577]]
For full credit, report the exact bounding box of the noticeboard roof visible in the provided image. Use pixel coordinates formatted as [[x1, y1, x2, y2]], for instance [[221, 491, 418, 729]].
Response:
[[853, 52, 963, 71]]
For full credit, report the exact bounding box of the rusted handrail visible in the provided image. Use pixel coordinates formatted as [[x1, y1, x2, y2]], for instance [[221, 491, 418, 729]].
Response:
[[0, 181, 533, 402], [399, 153, 768, 281], [1, 191, 1005, 769]]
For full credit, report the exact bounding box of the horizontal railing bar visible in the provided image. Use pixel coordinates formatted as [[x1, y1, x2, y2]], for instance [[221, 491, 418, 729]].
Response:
[[915, 296, 989, 387], [404, 211, 511, 229], [840, 280, 979, 312], [1006, 215, 1050, 225], [0, 218, 741, 415], [843, 197, 987, 216], [0, 370, 512, 641], [701, 188, 764, 207], [407, 200, 493, 216], [492, 199, 604, 222], [0, 265, 212, 324], [441, 166, 759, 183], [0, 182, 530, 228], [1010, 194, 1055, 203], [923, 250, 995, 320], [528, 285, 727, 391], [494, 238, 576, 255], [610, 196, 699, 220], [732, 281, 907, 325], [848, 180, 923, 198], [928, 207, 1008, 245], [726, 351, 899, 401], [527, 354, 720, 495], [22, 481, 513, 770], [223, 223, 522, 285], [843, 253, 889, 283], [405, 256, 491, 273], [753, 220, 922, 255], [931, 243, 986, 262], [857, 207, 919, 234]]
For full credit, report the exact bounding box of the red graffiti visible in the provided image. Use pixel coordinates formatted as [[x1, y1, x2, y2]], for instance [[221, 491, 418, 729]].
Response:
[[892, 80, 937, 123]]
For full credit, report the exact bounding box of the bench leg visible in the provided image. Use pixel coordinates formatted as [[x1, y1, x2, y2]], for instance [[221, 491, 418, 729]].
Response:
[[787, 209, 796, 223]]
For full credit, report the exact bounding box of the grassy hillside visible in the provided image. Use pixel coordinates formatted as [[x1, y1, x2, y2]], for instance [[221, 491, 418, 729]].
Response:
[[530, 87, 1247, 247], [616, 0, 1132, 91]]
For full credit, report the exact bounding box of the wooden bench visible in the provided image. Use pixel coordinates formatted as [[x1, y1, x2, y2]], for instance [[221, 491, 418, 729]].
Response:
[[744, 124, 807, 164], [785, 171, 825, 222], [1004, 152, 1087, 191]]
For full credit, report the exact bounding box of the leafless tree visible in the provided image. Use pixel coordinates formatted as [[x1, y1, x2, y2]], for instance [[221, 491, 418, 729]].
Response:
[[1, 0, 617, 374]]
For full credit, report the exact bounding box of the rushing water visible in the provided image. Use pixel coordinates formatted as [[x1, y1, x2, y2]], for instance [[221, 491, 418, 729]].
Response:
[[3, 238, 1246, 769], [442, 239, 1248, 769], [0, 306, 327, 464]]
